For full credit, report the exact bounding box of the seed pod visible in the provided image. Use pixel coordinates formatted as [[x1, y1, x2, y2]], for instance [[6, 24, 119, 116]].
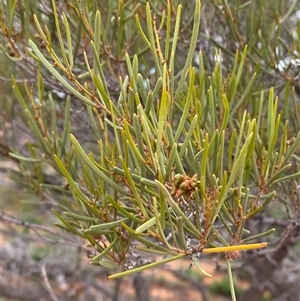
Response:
[[179, 181, 189, 191], [225, 250, 242, 260], [175, 189, 185, 198], [174, 174, 185, 187]]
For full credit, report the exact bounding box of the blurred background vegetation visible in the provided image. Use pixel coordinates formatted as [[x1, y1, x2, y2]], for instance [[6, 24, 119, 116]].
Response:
[[1, 1, 300, 301]]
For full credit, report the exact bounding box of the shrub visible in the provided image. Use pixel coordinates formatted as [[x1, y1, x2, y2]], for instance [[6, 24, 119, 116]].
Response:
[[1, 1, 299, 300]]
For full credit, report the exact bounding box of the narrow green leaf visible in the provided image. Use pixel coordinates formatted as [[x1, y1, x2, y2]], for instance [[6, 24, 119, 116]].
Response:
[[70, 134, 131, 196], [64, 212, 100, 223], [52, 209, 83, 237], [97, 260, 119, 269], [179, 115, 198, 158], [33, 14, 47, 43], [62, 95, 71, 147], [134, 245, 173, 255], [192, 256, 212, 277], [135, 14, 151, 48], [145, 2, 162, 77], [119, 156, 148, 217], [92, 238, 118, 262], [106, 195, 143, 223], [174, 67, 195, 141], [165, 143, 178, 181], [231, 72, 256, 116], [91, 41, 109, 94], [121, 222, 175, 254], [226, 259, 237, 301], [211, 132, 254, 225], [83, 218, 129, 233], [157, 68, 170, 157], [53, 155, 90, 203], [241, 228, 276, 243], [28, 40, 98, 108], [62, 12, 73, 69], [177, 217, 186, 249], [9, 152, 44, 162], [246, 191, 276, 218], [108, 253, 185, 279], [174, 0, 201, 100], [169, 4, 182, 96]]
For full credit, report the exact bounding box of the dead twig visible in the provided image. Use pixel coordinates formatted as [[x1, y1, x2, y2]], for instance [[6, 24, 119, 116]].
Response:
[[40, 263, 60, 301]]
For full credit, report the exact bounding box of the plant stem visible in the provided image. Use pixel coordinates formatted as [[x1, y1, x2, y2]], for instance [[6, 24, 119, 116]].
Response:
[[226, 258, 237, 301]]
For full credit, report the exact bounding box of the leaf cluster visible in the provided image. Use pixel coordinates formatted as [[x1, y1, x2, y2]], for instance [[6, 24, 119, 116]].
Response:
[[1, 0, 300, 290]]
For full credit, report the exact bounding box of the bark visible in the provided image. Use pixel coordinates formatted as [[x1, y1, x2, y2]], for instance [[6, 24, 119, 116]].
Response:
[[133, 273, 151, 301], [240, 223, 300, 301]]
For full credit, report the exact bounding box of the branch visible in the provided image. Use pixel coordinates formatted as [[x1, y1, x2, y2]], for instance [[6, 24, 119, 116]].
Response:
[[1, 211, 91, 253], [40, 264, 60, 301]]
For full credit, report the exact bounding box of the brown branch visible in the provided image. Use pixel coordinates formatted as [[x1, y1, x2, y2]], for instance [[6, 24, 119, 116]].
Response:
[[1, 211, 91, 253], [40, 264, 60, 301], [240, 222, 300, 301]]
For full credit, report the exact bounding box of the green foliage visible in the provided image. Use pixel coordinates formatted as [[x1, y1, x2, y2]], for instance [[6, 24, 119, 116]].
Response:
[[30, 246, 53, 262], [208, 277, 244, 297], [1, 1, 300, 300]]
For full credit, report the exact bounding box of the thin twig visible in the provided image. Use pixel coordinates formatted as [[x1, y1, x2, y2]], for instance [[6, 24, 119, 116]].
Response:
[[1, 211, 91, 253], [40, 263, 60, 301]]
